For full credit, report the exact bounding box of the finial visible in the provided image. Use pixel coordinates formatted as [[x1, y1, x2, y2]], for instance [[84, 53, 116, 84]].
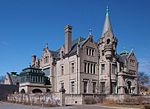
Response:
[[106, 5, 109, 16], [46, 43, 48, 48], [89, 29, 92, 36]]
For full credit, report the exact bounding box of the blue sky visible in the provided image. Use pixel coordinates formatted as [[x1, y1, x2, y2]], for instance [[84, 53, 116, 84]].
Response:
[[0, 0, 150, 76]]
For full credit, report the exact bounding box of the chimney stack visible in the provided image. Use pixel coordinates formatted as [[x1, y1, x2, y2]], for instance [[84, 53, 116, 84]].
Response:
[[32, 55, 36, 67], [64, 25, 72, 54]]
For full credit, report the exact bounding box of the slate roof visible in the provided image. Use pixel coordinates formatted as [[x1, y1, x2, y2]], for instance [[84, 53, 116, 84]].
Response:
[[49, 37, 86, 59], [6, 72, 20, 85], [117, 50, 129, 63], [101, 6, 113, 37]]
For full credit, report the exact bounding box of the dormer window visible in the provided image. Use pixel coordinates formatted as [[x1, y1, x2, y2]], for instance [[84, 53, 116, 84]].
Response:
[[60, 50, 64, 58], [61, 51, 64, 55], [44, 56, 49, 63], [86, 47, 95, 56], [61, 65, 64, 75], [130, 59, 135, 66]]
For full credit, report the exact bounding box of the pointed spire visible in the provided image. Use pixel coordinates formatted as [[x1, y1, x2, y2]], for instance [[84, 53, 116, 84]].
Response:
[[101, 5, 113, 37], [88, 28, 92, 36]]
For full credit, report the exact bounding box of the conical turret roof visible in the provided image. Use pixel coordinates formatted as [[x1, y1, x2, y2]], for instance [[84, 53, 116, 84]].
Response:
[[101, 6, 113, 37]]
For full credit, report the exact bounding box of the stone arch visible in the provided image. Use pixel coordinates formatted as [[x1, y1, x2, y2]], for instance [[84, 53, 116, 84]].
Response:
[[20, 89, 25, 94], [125, 79, 133, 94], [46, 89, 51, 93], [32, 89, 42, 93]]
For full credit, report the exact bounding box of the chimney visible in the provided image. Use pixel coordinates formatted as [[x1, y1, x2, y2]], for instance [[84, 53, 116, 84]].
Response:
[[64, 25, 72, 54], [32, 55, 36, 67]]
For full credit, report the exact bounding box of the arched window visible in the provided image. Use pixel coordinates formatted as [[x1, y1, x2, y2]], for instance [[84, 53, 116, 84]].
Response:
[[107, 39, 110, 44], [20, 89, 25, 93], [32, 89, 42, 93]]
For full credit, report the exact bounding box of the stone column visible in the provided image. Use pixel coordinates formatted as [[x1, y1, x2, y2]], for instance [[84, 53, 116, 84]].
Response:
[[59, 88, 66, 106], [105, 62, 111, 94]]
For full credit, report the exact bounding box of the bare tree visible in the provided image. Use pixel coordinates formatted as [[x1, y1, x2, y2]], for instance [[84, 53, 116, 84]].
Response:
[[138, 72, 150, 93]]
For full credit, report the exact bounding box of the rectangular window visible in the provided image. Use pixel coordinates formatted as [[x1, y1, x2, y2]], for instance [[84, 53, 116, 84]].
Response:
[[130, 59, 135, 66], [87, 63, 90, 73], [102, 50, 104, 56], [93, 82, 96, 93], [91, 49, 94, 56], [91, 64, 93, 74], [43, 67, 50, 77], [61, 65, 64, 75], [61, 82, 64, 89], [83, 81, 88, 93], [84, 62, 87, 73], [71, 81, 75, 94], [44, 56, 49, 63], [100, 82, 105, 94], [86, 48, 89, 55], [86, 47, 95, 56], [112, 64, 116, 74], [111, 82, 116, 94], [93, 64, 96, 74], [89, 49, 91, 56], [71, 63, 75, 73], [101, 64, 105, 74]]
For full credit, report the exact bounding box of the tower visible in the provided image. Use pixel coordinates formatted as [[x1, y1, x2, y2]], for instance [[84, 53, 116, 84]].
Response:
[[99, 6, 118, 94], [64, 25, 72, 54], [32, 55, 36, 67]]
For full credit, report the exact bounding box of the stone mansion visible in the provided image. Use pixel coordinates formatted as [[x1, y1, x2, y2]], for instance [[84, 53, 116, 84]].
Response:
[[19, 7, 138, 96]]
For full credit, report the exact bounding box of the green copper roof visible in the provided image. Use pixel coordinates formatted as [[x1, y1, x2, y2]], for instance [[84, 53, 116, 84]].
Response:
[[120, 49, 129, 56]]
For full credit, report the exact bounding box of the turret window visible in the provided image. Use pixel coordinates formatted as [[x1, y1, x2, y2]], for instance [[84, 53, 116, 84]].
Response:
[[102, 50, 104, 56], [107, 39, 110, 44], [101, 64, 105, 74], [112, 64, 116, 74]]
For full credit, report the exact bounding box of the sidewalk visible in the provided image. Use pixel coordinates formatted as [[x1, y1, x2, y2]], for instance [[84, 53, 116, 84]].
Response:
[[97, 105, 141, 109]]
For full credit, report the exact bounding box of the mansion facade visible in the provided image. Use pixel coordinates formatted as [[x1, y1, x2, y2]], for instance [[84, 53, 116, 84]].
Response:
[[20, 7, 138, 96]]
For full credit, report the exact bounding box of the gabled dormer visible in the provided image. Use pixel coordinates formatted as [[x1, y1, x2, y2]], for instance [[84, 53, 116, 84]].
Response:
[[126, 49, 138, 75]]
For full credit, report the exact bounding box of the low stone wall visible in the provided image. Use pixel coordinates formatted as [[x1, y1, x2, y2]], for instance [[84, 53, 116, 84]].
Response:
[[65, 94, 106, 105], [65, 94, 83, 105], [105, 94, 150, 104], [7, 92, 63, 106], [7, 93, 150, 105]]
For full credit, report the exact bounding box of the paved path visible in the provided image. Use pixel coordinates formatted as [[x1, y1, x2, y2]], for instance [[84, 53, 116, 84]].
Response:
[[0, 102, 114, 109]]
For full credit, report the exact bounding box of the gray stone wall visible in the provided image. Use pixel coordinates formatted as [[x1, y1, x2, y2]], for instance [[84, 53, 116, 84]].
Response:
[[0, 84, 18, 101]]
